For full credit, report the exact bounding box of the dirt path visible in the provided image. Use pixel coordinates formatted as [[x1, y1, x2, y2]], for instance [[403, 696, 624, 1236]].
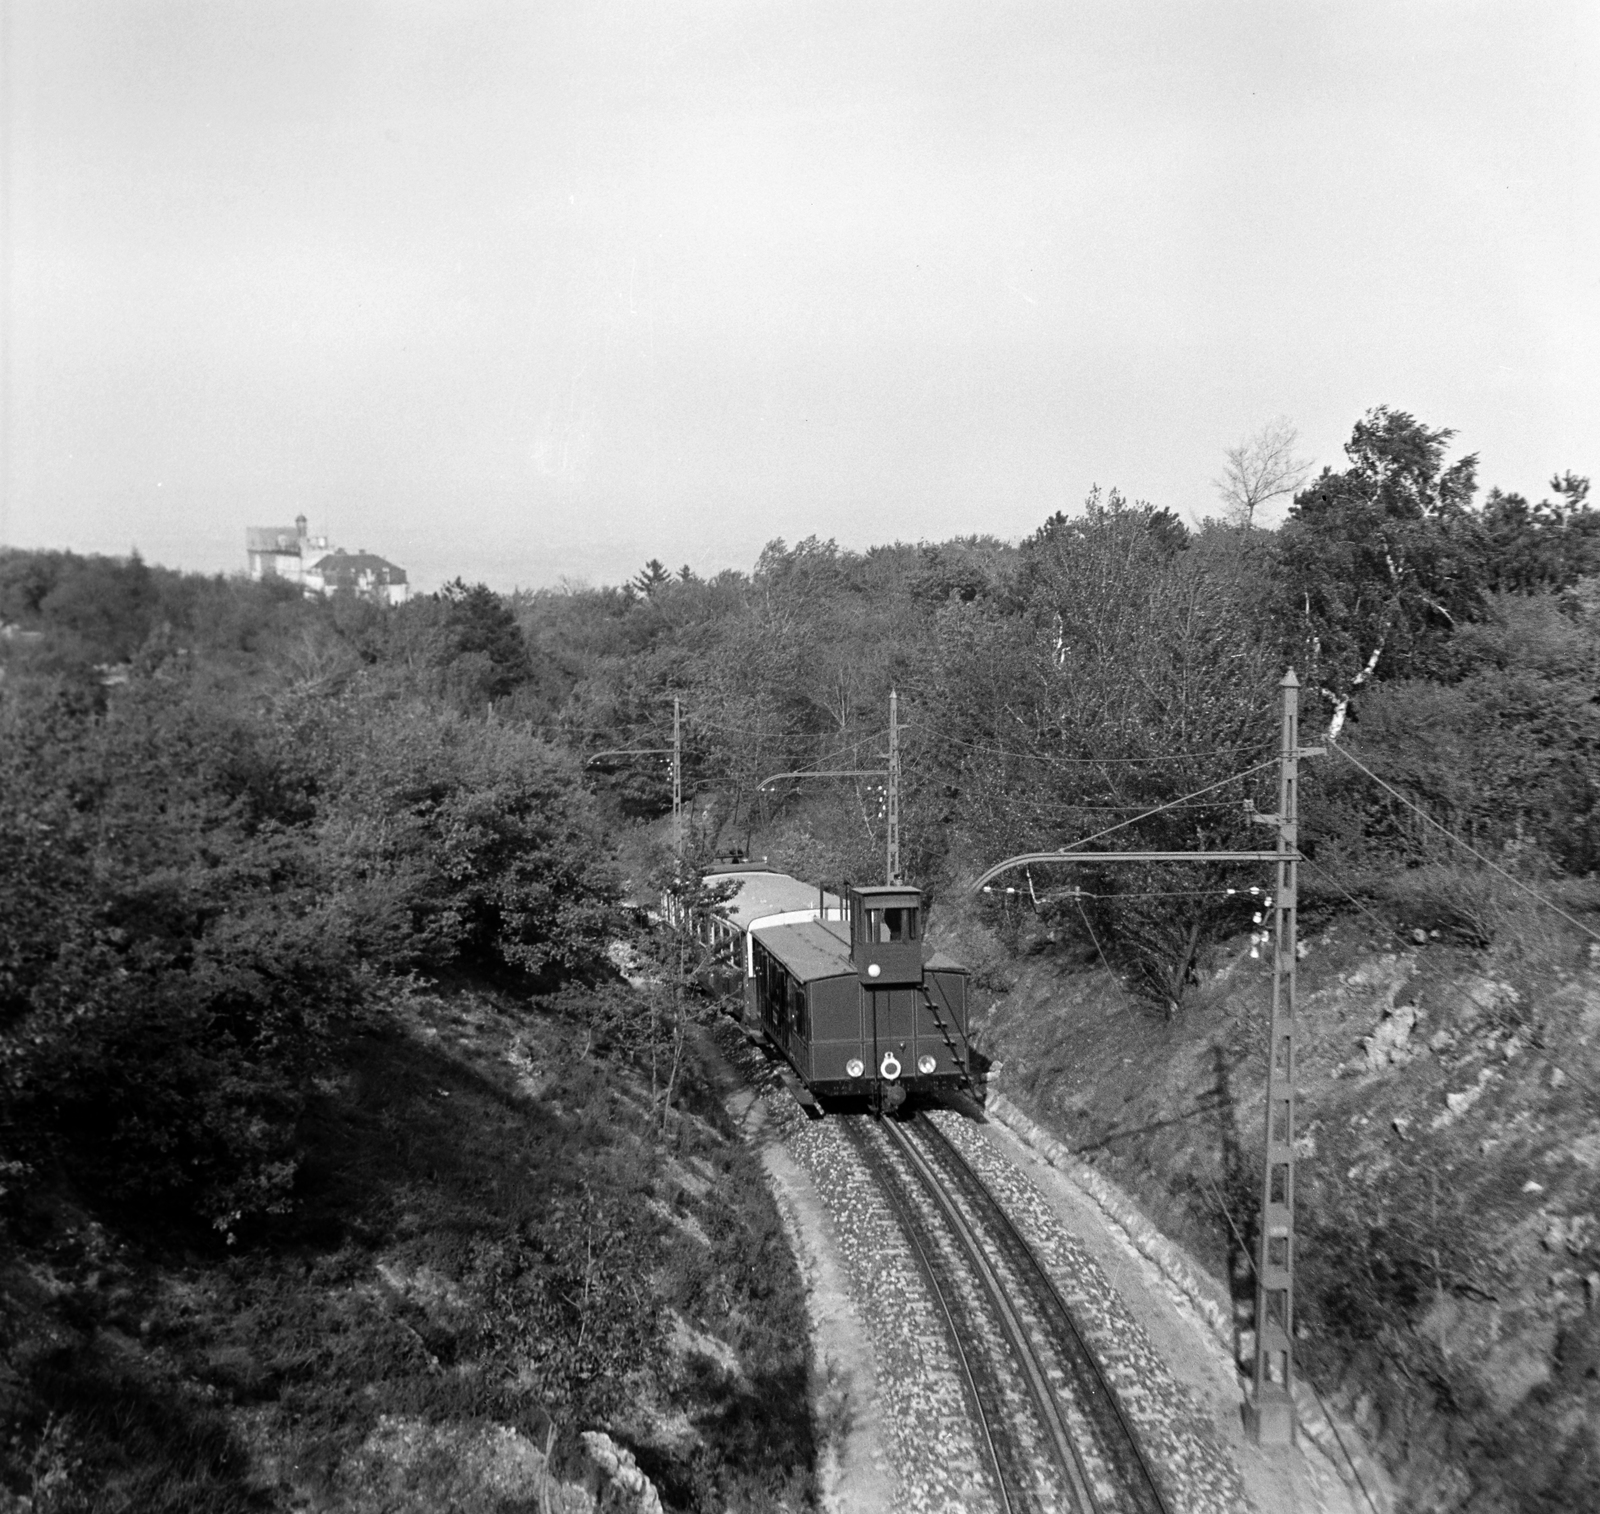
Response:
[[718, 1051, 897, 1514]]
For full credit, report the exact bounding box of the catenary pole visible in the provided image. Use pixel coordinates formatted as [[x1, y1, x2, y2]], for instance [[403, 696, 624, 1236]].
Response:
[[1247, 669, 1303, 1445], [969, 667, 1319, 1448], [887, 690, 901, 884]]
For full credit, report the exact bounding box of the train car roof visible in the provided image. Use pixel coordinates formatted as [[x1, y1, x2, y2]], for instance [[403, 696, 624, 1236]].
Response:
[[753, 918, 967, 985], [702, 869, 843, 932]]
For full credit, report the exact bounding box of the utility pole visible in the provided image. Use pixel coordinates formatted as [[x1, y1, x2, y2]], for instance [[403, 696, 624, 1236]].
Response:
[[886, 690, 901, 884], [1246, 669, 1315, 1446]]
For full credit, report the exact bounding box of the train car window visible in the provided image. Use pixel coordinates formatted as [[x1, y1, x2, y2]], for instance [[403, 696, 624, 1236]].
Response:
[[756, 943, 779, 1023]]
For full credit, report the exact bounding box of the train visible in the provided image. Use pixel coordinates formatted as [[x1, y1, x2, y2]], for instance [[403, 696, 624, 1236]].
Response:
[[699, 862, 972, 1112]]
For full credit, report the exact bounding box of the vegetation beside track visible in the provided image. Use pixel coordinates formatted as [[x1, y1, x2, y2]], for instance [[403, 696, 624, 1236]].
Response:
[[0, 566, 812, 1511], [1, 982, 814, 1513]]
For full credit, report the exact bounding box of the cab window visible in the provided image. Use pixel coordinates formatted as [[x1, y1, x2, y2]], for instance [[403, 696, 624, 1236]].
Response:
[[867, 906, 918, 942]]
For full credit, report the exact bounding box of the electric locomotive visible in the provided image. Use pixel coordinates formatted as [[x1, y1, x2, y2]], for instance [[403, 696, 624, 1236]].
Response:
[[702, 864, 971, 1111]]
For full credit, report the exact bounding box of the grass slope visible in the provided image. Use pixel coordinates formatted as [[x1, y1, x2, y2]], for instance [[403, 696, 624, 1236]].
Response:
[[0, 983, 814, 1513]]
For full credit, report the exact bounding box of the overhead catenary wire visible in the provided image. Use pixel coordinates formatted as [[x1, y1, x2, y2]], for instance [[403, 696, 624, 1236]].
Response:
[[1298, 854, 1408, 948], [767, 730, 891, 777], [1029, 887, 1274, 902], [1329, 741, 1600, 947], [990, 884, 1277, 903], [935, 731, 1275, 767], [570, 715, 1272, 771], [1052, 759, 1279, 851], [1073, 892, 1116, 978]]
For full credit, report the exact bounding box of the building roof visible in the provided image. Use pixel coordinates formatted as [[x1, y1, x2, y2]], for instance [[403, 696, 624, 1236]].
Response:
[[703, 870, 842, 932], [246, 526, 302, 553], [307, 550, 408, 586]]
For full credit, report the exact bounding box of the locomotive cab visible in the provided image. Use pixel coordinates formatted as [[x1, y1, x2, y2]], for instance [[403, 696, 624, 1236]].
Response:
[[850, 886, 923, 986]]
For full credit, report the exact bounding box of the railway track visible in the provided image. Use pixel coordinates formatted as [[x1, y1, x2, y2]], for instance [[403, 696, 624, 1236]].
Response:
[[845, 1110, 1172, 1514]]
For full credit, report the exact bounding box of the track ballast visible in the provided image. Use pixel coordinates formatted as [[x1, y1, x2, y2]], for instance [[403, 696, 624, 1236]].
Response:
[[848, 1109, 1174, 1514]]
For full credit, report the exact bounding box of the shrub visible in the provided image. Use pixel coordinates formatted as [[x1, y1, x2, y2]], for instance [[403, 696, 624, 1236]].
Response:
[[1, 659, 617, 1236]]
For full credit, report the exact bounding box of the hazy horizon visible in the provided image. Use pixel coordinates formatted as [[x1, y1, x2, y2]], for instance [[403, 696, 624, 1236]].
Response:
[[3, 2, 1596, 596]]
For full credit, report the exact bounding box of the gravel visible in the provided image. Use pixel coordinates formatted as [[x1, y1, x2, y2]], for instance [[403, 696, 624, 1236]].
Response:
[[927, 1107, 1254, 1514], [787, 1113, 1002, 1514], [714, 1022, 1274, 1513]]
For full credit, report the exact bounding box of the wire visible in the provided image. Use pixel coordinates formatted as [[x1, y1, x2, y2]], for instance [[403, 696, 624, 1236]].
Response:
[[967, 796, 1250, 812], [1073, 892, 1116, 978], [1298, 855, 1408, 948], [1047, 887, 1266, 901], [778, 730, 891, 777], [936, 731, 1272, 767], [1329, 742, 1600, 947], [1055, 760, 1278, 850]]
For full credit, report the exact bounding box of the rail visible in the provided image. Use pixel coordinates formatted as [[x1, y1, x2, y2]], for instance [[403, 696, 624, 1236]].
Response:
[[906, 1114, 1172, 1514], [842, 1118, 1024, 1513], [876, 1115, 1100, 1514]]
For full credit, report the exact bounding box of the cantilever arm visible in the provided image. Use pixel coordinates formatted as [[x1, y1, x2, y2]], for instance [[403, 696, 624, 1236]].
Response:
[[755, 769, 887, 792], [970, 849, 1292, 894]]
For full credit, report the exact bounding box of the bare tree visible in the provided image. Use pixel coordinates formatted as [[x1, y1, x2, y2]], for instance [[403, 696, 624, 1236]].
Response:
[[1215, 417, 1312, 529]]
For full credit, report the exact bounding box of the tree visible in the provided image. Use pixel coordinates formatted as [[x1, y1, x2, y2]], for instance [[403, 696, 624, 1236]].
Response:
[[1216, 417, 1312, 529], [930, 492, 1281, 1010], [433, 579, 534, 702], [631, 559, 672, 598], [1478, 473, 1600, 594], [1276, 407, 1484, 739]]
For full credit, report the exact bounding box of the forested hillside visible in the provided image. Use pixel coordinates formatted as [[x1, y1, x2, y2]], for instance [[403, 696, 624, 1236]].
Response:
[[517, 407, 1600, 1012], [0, 561, 811, 1510], [3, 403, 1599, 1510]]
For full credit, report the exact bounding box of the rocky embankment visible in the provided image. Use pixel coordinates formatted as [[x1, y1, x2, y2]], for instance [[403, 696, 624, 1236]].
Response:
[[962, 911, 1600, 1514]]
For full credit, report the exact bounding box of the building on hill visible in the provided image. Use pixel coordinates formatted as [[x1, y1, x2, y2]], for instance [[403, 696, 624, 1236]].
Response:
[[244, 516, 408, 604], [303, 548, 409, 606], [245, 514, 329, 586]]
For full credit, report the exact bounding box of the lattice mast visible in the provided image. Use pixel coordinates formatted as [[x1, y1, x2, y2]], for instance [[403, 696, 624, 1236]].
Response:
[[1247, 669, 1310, 1444], [887, 690, 901, 885]]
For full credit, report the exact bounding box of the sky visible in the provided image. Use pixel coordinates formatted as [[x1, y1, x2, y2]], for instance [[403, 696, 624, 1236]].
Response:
[[2, 1, 1596, 594]]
